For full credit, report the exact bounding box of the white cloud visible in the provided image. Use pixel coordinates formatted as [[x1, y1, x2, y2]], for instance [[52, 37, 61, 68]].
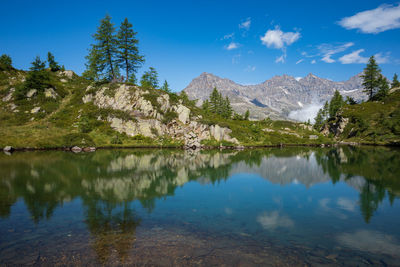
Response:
[[239, 18, 251, 30], [222, 33, 234, 40], [296, 59, 304, 64], [339, 50, 390, 64], [311, 59, 316, 64], [337, 230, 400, 257], [339, 4, 400, 33], [289, 103, 323, 123], [337, 198, 356, 212], [226, 42, 239, 50], [375, 52, 390, 64], [260, 26, 300, 49], [339, 49, 368, 64], [275, 55, 285, 63], [257, 211, 294, 230], [318, 42, 354, 63]]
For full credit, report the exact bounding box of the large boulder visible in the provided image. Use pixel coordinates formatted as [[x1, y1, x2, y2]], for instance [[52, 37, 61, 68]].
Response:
[[58, 70, 75, 79], [3, 146, 14, 152], [175, 104, 190, 124], [44, 88, 58, 99], [26, 89, 37, 98]]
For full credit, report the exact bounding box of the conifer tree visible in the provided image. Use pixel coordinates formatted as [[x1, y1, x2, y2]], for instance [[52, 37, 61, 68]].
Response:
[[322, 101, 329, 120], [82, 48, 101, 81], [392, 73, 400, 89], [244, 109, 250, 120], [223, 96, 232, 118], [314, 109, 324, 130], [0, 54, 12, 70], [116, 18, 144, 82], [202, 99, 210, 114], [373, 74, 389, 101], [160, 80, 170, 92], [17, 56, 50, 99], [140, 67, 158, 88], [88, 14, 117, 80], [47, 52, 61, 71], [329, 90, 344, 118], [209, 87, 220, 114], [361, 56, 380, 100]]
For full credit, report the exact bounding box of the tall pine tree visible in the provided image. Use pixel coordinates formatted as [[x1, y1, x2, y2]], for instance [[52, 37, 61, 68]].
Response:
[[89, 15, 117, 80], [47, 52, 61, 72], [116, 18, 144, 82], [361, 56, 380, 100], [329, 90, 344, 118]]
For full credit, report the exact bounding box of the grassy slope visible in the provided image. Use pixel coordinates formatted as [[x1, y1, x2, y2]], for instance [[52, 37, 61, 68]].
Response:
[[0, 70, 330, 148], [339, 89, 400, 145]]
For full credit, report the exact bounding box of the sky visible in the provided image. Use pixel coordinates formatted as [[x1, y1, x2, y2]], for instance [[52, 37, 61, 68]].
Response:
[[1, 0, 400, 92]]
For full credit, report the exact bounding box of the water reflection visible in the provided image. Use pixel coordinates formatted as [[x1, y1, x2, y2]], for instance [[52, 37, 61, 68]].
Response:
[[0, 147, 399, 224], [0, 146, 400, 264]]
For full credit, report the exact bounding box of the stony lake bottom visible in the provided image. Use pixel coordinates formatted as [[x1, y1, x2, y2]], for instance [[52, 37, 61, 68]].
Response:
[[0, 146, 400, 266]]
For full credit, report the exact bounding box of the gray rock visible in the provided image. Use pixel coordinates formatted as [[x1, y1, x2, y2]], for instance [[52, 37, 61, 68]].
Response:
[[26, 89, 37, 98], [30, 107, 41, 114], [2, 88, 15, 102], [3, 146, 14, 152], [58, 70, 75, 79], [83, 147, 96, 152], [71, 146, 82, 153], [44, 88, 57, 99]]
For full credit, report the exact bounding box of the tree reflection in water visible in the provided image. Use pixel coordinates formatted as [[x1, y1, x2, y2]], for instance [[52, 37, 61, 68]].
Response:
[[0, 147, 400, 264]]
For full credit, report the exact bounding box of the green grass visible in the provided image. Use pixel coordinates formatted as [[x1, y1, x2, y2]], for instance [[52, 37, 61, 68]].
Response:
[[338, 90, 400, 145]]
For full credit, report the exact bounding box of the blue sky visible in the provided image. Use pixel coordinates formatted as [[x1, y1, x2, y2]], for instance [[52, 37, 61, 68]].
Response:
[[1, 0, 399, 91]]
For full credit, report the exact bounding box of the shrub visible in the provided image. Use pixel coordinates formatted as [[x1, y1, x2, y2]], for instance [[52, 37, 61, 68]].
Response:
[[0, 54, 12, 70]]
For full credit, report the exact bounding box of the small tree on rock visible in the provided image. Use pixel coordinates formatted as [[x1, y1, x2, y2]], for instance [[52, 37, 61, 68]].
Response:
[[47, 52, 61, 71], [391, 73, 400, 89]]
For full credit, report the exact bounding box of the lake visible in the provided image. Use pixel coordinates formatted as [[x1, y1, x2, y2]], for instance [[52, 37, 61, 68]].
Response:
[[0, 146, 400, 266]]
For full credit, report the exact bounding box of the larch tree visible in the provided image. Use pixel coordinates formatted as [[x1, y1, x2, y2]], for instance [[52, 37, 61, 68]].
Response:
[[361, 56, 380, 100], [90, 14, 117, 80], [116, 18, 144, 82], [47, 52, 61, 72], [140, 67, 159, 88], [160, 80, 170, 92]]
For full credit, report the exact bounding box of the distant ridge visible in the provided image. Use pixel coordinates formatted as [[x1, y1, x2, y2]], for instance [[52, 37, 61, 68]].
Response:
[[183, 72, 366, 120]]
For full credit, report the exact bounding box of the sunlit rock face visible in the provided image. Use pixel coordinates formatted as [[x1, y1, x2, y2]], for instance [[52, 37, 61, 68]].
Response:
[[82, 84, 237, 144]]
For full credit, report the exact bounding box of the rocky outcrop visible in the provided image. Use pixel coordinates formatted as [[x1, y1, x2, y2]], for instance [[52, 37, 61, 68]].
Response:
[[321, 116, 349, 137], [82, 84, 240, 147], [58, 70, 75, 79], [44, 88, 57, 99]]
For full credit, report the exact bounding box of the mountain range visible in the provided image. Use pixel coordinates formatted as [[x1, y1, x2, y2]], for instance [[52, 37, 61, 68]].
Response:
[[183, 72, 367, 120]]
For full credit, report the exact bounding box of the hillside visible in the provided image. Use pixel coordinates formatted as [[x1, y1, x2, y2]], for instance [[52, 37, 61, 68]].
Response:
[[183, 72, 367, 119], [0, 69, 329, 150], [320, 88, 400, 145]]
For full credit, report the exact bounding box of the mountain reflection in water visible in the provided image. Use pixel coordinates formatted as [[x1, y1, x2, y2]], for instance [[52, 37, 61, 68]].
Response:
[[0, 146, 399, 266]]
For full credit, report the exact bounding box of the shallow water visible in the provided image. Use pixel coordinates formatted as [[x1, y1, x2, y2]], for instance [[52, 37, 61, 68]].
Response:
[[0, 146, 400, 266]]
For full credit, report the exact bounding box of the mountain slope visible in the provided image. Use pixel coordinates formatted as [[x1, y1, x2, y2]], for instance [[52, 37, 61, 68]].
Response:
[[183, 72, 367, 119]]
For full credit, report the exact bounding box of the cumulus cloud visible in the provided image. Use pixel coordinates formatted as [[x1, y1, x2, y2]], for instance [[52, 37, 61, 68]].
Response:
[[257, 211, 294, 230], [318, 42, 354, 63], [261, 26, 301, 49], [339, 4, 400, 33], [226, 42, 239, 50], [288, 102, 323, 123], [337, 197, 356, 212], [338, 49, 368, 64], [339, 49, 390, 64], [337, 230, 400, 257], [239, 18, 251, 30], [311, 59, 316, 64]]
